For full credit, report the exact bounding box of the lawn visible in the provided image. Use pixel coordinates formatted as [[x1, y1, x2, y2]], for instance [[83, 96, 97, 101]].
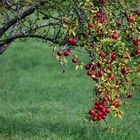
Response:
[[0, 40, 140, 140]]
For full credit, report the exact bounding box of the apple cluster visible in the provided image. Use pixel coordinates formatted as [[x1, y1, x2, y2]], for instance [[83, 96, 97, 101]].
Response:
[[55, 0, 140, 123], [57, 38, 78, 63]]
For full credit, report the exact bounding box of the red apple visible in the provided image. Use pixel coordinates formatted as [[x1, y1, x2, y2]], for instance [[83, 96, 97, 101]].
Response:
[[127, 16, 133, 22], [92, 117, 97, 122], [99, 51, 106, 57], [136, 12, 140, 16], [133, 40, 139, 46], [111, 53, 117, 60], [102, 0, 106, 3], [87, 71, 93, 76], [135, 49, 140, 54], [67, 38, 77, 45], [95, 101, 100, 106], [64, 51, 70, 56], [105, 108, 110, 113], [57, 51, 63, 56], [108, 74, 115, 80], [101, 114, 106, 119], [98, 70, 104, 77], [72, 39, 77, 45], [112, 33, 119, 40], [106, 59, 112, 64], [72, 58, 78, 63], [89, 109, 95, 115], [96, 12, 102, 17], [117, 20, 122, 26], [92, 42, 97, 47], [82, 33, 89, 38], [89, 23, 94, 28], [126, 92, 133, 98], [85, 64, 91, 70], [99, 105, 103, 110], [91, 64, 97, 70], [97, 116, 102, 120]]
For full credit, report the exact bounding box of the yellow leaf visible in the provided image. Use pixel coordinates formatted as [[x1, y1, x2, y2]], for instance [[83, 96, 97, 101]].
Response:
[[76, 19, 79, 26], [63, 24, 68, 29], [97, 23, 102, 28], [56, 56, 61, 61], [69, 29, 76, 36], [101, 76, 104, 81], [63, 57, 68, 64], [123, 59, 129, 65], [76, 65, 79, 71]]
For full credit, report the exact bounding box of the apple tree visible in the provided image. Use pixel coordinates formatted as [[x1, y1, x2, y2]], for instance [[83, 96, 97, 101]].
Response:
[[0, 0, 140, 123]]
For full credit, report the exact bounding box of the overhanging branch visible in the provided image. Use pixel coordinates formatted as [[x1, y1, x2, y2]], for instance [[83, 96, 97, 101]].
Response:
[[0, 1, 47, 37]]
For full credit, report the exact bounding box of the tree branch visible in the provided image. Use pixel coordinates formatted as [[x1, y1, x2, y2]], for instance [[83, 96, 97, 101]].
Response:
[[0, 1, 47, 37], [0, 33, 61, 54]]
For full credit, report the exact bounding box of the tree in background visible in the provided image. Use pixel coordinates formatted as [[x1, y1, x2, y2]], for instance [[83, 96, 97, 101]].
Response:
[[0, 0, 140, 124]]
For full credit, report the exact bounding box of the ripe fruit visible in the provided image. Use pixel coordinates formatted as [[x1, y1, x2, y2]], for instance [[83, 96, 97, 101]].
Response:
[[105, 108, 111, 113], [85, 64, 91, 70], [99, 51, 106, 57], [98, 70, 104, 77], [106, 59, 112, 64], [121, 67, 127, 74], [92, 117, 97, 122], [104, 96, 109, 101], [89, 23, 94, 28], [95, 101, 100, 106], [108, 74, 115, 80], [87, 71, 93, 76], [102, 114, 106, 119], [72, 39, 77, 45], [133, 40, 139, 46], [126, 92, 133, 98], [99, 105, 103, 110], [136, 12, 140, 16], [102, 101, 107, 107], [91, 64, 97, 70], [112, 33, 119, 40], [64, 51, 70, 56], [111, 53, 117, 60], [127, 16, 133, 22], [97, 116, 102, 120], [127, 67, 131, 72], [135, 49, 140, 54], [92, 42, 97, 47], [67, 38, 77, 45], [89, 109, 95, 115], [98, 17, 106, 23], [92, 74, 98, 81], [67, 38, 73, 44], [102, 0, 106, 3], [96, 12, 102, 17], [111, 102, 119, 108], [95, 105, 99, 109], [96, 29, 103, 35], [57, 51, 63, 56], [82, 33, 88, 38], [72, 58, 78, 63], [117, 20, 122, 26], [121, 67, 131, 74]]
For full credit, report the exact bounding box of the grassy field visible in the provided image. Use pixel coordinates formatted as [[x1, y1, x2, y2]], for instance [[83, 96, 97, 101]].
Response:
[[0, 40, 140, 140]]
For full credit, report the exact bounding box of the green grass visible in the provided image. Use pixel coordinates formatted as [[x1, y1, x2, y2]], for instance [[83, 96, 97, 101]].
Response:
[[0, 40, 140, 140]]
